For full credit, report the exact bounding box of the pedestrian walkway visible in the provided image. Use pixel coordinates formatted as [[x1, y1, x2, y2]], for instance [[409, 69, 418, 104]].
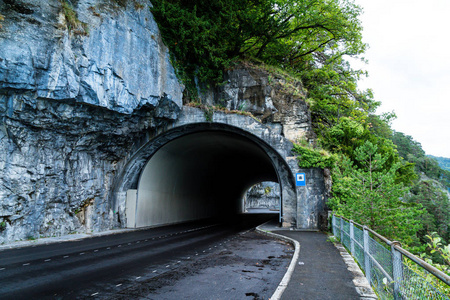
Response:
[[257, 221, 377, 299]]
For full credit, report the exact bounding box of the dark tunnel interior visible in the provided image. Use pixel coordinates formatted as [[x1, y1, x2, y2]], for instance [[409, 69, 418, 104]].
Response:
[[131, 131, 280, 227]]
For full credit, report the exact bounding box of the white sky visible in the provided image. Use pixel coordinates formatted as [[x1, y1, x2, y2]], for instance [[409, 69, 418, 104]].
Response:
[[351, 0, 450, 157]]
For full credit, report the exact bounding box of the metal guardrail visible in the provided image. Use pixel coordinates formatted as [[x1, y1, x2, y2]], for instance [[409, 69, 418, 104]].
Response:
[[332, 214, 450, 299]]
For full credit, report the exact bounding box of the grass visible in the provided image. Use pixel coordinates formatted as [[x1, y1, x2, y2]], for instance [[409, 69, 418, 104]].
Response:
[[59, 0, 88, 35]]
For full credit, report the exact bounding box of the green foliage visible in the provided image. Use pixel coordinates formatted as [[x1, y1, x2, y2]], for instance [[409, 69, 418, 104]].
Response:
[[404, 233, 450, 295], [426, 232, 450, 268], [431, 155, 450, 172], [0, 13, 4, 29], [408, 181, 450, 244], [292, 144, 337, 169], [392, 131, 450, 188], [331, 141, 424, 245], [321, 117, 364, 155], [242, 0, 365, 64], [150, 0, 242, 98], [151, 0, 367, 102], [60, 0, 88, 35], [0, 221, 6, 232]]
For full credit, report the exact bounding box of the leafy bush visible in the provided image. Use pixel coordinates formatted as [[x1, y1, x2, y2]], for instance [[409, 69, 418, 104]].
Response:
[[293, 144, 336, 169]]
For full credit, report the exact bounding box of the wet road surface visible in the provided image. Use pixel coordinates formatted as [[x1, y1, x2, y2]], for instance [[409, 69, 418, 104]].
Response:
[[0, 215, 291, 299]]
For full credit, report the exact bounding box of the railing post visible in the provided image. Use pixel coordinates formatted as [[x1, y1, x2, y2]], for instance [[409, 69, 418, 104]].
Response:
[[391, 241, 403, 300], [340, 217, 344, 243], [332, 214, 336, 236], [363, 226, 371, 284], [350, 220, 355, 255]]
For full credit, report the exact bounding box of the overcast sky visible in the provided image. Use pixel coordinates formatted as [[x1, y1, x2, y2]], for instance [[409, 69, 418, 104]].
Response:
[[351, 0, 450, 158]]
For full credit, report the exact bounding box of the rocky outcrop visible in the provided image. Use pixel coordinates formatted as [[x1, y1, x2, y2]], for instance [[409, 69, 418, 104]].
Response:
[[0, 0, 321, 244], [0, 0, 182, 243], [202, 62, 314, 143], [0, 0, 182, 112]]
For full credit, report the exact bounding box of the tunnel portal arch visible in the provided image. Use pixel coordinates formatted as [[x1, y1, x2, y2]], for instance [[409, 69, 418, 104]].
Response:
[[112, 122, 297, 228]]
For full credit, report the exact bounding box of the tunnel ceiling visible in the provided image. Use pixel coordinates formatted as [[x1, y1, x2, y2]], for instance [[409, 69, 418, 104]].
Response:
[[134, 130, 279, 227]]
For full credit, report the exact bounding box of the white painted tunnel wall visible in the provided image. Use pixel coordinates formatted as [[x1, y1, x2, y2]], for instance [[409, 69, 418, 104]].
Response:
[[135, 146, 216, 228], [126, 189, 137, 228]]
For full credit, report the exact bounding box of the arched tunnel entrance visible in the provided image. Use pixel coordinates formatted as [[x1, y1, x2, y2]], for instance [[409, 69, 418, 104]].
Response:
[[129, 131, 280, 228], [114, 123, 298, 229]]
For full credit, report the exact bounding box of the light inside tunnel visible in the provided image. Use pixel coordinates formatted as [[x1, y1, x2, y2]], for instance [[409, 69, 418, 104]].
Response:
[[244, 181, 281, 213], [129, 131, 279, 228]]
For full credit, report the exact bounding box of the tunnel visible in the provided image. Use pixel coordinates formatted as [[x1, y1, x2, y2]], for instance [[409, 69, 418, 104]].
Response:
[[126, 130, 280, 228]]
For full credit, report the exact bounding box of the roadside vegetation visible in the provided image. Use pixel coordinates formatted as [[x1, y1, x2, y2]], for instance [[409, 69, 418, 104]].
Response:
[[149, 0, 450, 280]]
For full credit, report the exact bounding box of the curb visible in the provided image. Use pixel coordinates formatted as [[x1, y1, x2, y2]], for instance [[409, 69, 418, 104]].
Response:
[[331, 238, 378, 299], [255, 223, 300, 300]]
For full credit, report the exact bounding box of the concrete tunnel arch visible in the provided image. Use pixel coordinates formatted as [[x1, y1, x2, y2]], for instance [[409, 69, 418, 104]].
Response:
[[112, 123, 297, 228]]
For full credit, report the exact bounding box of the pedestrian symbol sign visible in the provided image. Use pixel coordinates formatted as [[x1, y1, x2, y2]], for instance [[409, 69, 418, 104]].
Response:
[[296, 173, 306, 186]]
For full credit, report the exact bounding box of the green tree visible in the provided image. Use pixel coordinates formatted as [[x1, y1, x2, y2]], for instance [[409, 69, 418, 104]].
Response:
[[408, 181, 450, 243], [150, 0, 367, 101], [392, 131, 450, 188], [332, 141, 423, 244]]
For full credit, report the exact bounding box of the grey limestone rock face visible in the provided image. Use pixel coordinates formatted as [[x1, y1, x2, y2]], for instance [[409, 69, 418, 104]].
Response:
[[210, 63, 314, 143], [0, 0, 183, 243], [0, 0, 183, 112]]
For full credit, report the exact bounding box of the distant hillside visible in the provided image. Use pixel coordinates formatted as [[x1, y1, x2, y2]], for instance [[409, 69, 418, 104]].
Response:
[[429, 155, 450, 172]]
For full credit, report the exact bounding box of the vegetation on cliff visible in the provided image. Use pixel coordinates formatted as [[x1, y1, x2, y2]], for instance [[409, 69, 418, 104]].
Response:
[[150, 0, 450, 274]]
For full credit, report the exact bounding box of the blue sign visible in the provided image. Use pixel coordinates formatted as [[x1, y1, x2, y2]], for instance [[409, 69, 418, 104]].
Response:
[[296, 173, 306, 186]]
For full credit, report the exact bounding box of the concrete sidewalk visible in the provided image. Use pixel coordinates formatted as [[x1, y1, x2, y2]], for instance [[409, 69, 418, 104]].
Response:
[[257, 222, 377, 300]]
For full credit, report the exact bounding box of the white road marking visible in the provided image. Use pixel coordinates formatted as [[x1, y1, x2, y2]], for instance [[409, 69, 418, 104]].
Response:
[[44, 259, 51, 262], [91, 292, 99, 296], [63, 255, 69, 258], [94, 250, 98, 252], [107, 247, 111, 250], [136, 276, 141, 279], [166, 265, 170, 268], [0, 267, 5, 271], [153, 270, 157, 273], [79, 252, 85, 255], [116, 283, 122, 287], [23, 263, 30, 266]]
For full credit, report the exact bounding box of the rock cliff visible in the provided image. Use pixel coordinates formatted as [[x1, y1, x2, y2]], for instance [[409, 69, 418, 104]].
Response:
[[0, 0, 182, 242], [0, 0, 315, 243]]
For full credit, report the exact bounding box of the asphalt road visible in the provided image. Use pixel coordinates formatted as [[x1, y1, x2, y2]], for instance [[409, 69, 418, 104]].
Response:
[[0, 215, 278, 299]]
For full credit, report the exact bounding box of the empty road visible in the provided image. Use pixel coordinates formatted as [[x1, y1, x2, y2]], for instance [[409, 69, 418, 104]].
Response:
[[0, 215, 278, 299]]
